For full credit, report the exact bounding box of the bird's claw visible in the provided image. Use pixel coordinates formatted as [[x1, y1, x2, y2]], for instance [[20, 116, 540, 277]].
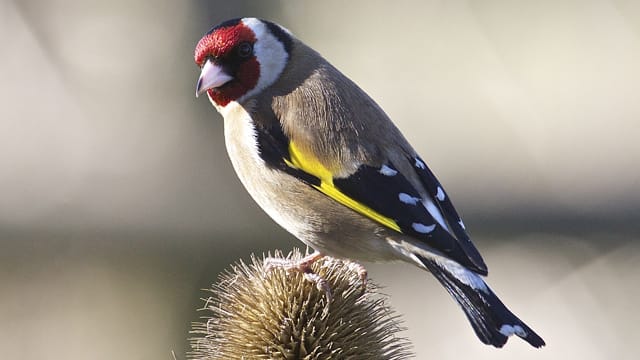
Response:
[[263, 251, 332, 300], [302, 270, 333, 302]]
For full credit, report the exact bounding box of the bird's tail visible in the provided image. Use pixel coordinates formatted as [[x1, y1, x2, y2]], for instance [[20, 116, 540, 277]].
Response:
[[415, 254, 545, 348]]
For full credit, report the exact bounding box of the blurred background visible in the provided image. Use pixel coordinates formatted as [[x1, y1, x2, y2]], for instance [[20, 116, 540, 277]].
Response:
[[2, 0, 639, 359]]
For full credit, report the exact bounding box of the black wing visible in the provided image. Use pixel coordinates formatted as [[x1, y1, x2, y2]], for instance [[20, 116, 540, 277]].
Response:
[[253, 118, 486, 274], [333, 156, 487, 274]]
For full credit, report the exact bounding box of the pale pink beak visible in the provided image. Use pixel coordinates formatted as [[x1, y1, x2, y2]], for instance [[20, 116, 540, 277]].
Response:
[[196, 59, 233, 97]]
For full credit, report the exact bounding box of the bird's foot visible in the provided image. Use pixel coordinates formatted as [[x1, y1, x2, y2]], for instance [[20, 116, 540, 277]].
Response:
[[264, 251, 332, 301], [353, 262, 368, 289]]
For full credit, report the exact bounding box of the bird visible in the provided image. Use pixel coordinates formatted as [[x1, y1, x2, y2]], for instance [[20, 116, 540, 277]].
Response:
[[194, 17, 545, 348]]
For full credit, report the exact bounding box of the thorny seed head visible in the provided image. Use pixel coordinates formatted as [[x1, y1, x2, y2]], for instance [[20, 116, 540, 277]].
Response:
[[188, 249, 412, 359]]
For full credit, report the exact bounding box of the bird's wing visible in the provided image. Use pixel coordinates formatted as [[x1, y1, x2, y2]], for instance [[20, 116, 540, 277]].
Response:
[[254, 118, 487, 274]]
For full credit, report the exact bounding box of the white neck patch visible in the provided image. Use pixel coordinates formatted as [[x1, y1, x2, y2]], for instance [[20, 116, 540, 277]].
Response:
[[240, 18, 290, 101]]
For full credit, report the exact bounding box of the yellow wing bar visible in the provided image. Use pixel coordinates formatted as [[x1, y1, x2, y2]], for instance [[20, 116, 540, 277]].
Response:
[[286, 141, 402, 233]]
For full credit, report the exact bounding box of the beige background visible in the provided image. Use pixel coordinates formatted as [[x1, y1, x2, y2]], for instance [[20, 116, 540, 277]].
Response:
[[1, 0, 638, 359]]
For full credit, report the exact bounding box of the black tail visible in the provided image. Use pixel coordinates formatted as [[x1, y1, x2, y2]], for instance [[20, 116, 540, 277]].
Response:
[[416, 255, 545, 348]]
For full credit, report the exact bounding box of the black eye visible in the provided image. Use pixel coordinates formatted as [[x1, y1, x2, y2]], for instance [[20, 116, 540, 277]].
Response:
[[237, 42, 253, 58]]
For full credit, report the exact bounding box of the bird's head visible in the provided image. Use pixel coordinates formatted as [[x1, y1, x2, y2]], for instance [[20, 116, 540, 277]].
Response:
[[195, 18, 293, 107]]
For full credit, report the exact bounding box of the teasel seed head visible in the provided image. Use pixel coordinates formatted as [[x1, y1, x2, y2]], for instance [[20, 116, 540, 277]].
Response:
[[188, 249, 412, 359]]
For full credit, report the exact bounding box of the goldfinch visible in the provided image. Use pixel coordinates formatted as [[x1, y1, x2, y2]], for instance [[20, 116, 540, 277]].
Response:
[[194, 18, 545, 348]]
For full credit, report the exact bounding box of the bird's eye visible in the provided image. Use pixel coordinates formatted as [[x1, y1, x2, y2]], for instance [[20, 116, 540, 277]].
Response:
[[237, 42, 253, 58]]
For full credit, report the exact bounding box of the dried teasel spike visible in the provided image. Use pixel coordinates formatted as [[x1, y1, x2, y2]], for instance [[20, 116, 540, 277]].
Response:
[[188, 249, 412, 360]]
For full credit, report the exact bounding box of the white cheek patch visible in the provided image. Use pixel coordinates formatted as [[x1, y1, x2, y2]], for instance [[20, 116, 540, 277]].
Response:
[[241, 18, 289, 99]]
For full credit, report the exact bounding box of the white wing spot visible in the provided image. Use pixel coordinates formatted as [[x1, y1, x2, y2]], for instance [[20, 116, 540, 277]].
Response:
[[499, 324, 527, 338], [436, 186, 446, 201], [412, 222, 436, 234], [422, 198, 450, 231], [399, 193, 420, 205], [458, 219, 466, 230], [415, 158, 426, 169], [379, 165, 398, 176]]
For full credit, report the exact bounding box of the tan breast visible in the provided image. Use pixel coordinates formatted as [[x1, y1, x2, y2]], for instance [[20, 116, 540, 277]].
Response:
[[219, 101, 397, 261]]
